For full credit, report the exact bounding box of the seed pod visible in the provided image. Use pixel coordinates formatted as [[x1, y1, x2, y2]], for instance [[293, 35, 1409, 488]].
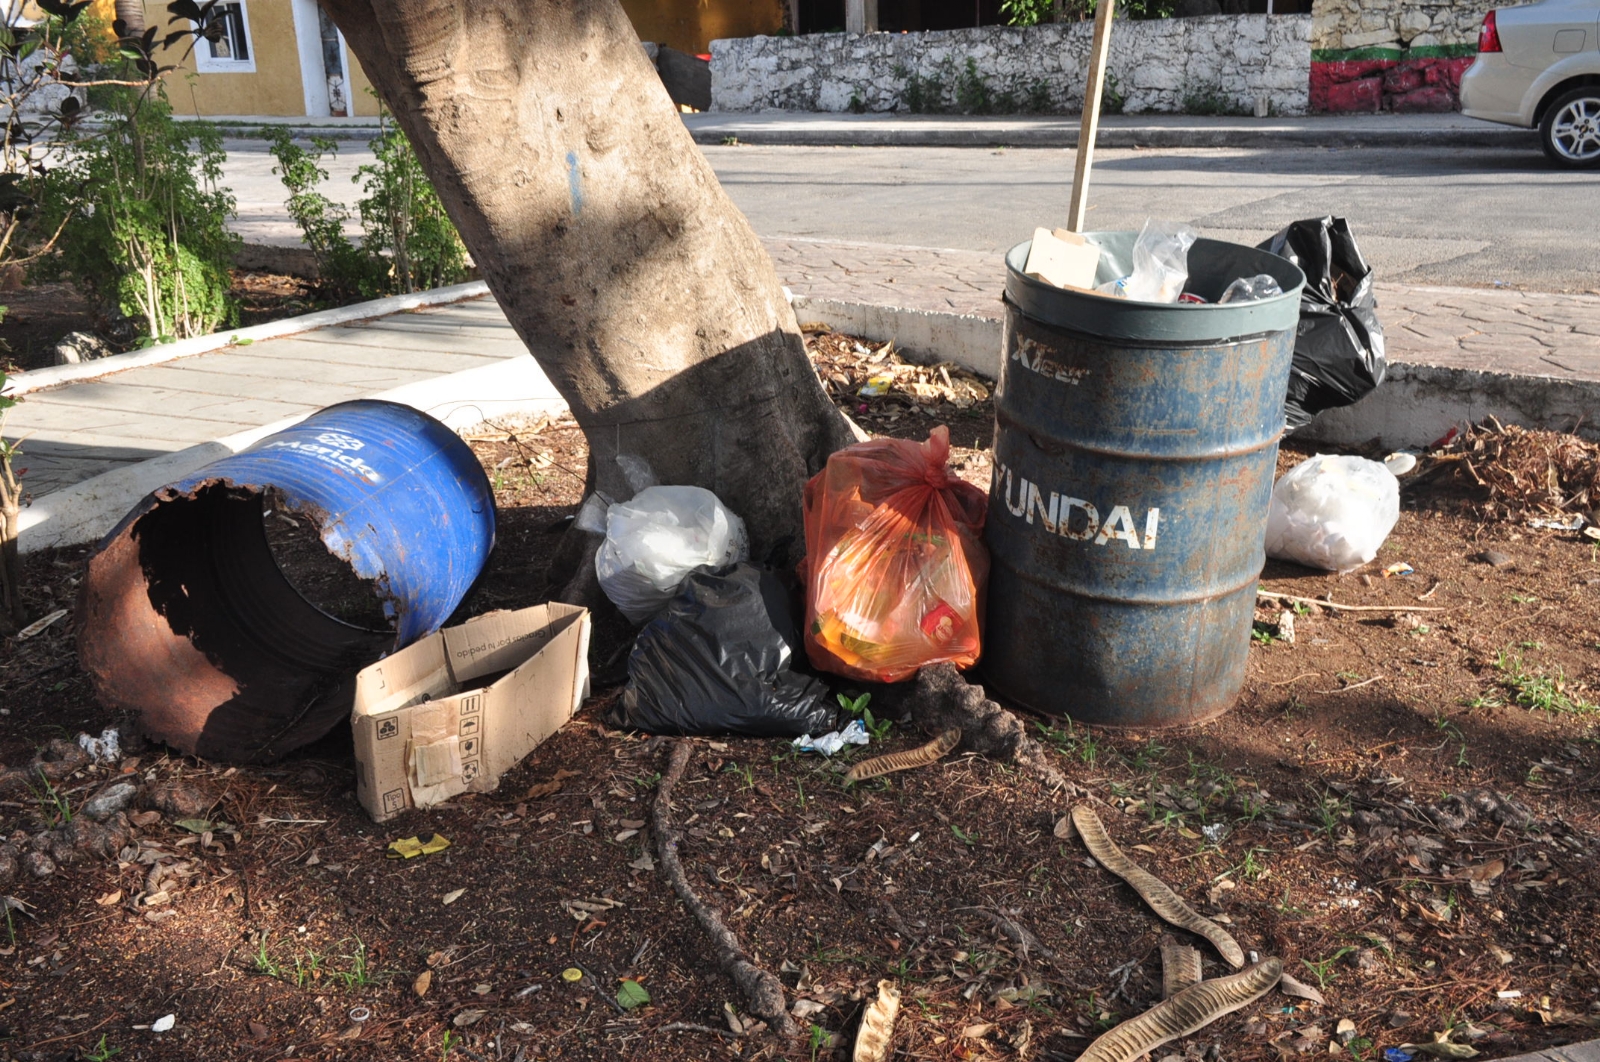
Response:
[[1072, 805, 1245, 968], [852, 979, 900, 1062], [1161, 941, 1203, 999], [846, 729, 961, 783], [1077, 959, 1284, 1062]]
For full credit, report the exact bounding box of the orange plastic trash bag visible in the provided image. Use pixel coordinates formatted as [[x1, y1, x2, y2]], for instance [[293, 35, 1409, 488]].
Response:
[[802, 426, 989, 683]]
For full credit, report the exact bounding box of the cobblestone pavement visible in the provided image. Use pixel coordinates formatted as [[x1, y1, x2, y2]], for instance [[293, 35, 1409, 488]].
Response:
[[763, 237, 1600, 382]]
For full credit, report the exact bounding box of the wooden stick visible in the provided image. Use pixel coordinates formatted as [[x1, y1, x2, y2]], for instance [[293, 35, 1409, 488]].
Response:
[[1067, 0, 1116, 232], [1255, 590, 1444, 614], [652, 741, 797, 1038]]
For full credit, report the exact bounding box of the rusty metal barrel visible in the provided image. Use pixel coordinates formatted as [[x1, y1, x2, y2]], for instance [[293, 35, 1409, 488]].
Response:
[[77, 400, 495, 763], [982, 234, 1305, 728]]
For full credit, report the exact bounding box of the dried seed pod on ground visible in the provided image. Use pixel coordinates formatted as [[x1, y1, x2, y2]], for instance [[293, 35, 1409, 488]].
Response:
[[1076, 959, 1284, 1062], [846, 729, 961, 783], [1072, 805, 1245, 968]]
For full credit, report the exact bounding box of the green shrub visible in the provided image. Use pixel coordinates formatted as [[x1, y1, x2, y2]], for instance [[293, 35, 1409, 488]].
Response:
[[269, 109, 468, 300], [41, 87, 238, 343]]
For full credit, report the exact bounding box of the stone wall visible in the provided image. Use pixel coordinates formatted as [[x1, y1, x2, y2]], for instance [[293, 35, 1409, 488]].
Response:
[[1311, 0, 1487, 53], [1308, 0, 1483, 112], [710, 16, 1314, 116]]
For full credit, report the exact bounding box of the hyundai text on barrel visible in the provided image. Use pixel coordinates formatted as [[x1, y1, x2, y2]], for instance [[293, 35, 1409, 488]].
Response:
[[983, 235, 1306, 728]]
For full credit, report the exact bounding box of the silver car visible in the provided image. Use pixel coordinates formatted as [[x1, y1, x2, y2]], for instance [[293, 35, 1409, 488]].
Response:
[[1460, 0, 1600, 167]]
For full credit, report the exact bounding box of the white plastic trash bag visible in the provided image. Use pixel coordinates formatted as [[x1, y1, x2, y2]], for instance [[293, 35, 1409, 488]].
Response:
[[1265, 455, 1400, 573], [595, 485, 749, 623]]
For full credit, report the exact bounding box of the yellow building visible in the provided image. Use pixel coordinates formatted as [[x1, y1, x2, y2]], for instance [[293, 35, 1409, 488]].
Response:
[[76, 0, 783, 120]]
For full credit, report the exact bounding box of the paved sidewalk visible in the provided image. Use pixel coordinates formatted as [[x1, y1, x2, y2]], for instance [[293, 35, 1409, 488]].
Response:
[[685, 111, 1535, 149], [7, 298, 525, 498], [767, 237, 1600, 382]]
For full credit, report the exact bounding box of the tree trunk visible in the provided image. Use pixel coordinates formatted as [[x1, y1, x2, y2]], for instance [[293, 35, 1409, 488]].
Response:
[[113, 0, 145, 35], [318, 0, 857, 570]]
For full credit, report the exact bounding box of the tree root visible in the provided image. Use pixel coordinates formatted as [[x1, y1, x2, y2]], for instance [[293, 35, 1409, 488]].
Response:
[[0, 738, 88, 796], [902, 664, 1073, 793], [652, 740, 798, 1039]]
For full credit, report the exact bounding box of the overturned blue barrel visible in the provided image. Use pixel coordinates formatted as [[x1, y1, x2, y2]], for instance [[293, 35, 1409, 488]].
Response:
[[983, 235, 1305, 728], [78, 400, 495, 762]]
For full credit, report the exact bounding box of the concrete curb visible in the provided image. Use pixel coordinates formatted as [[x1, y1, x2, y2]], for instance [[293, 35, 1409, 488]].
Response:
[[3, 281, 491, 397], [688, 117, 1539, 150], [17, 355, 565, 555]]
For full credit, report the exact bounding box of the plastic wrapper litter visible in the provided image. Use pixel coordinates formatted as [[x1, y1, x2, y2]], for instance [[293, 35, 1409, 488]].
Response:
[[1095, 219, 1197, 303], [595, 485, 749, 623], [1264, 454, 1400, 573], [1258, 217, 1386, 429], [802, 425, 989, 683], [609, 563, 835, 737]]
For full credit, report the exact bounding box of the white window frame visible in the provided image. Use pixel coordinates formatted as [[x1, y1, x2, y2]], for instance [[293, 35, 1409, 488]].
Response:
[[192, 1, 257, 74]]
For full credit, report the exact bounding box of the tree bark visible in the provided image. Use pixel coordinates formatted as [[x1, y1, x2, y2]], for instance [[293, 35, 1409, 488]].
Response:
[[318, 0, 857, 567], [113, 0, 145, 35]]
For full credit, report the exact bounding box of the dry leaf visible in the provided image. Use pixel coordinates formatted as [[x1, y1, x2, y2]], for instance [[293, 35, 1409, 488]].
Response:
[[453, 1009, 486, 1028], [1279, 973, 1327, 1005], [792, 999, 827, 1018], [1489, 946, 1513, 966], [853, 979, 900, 1062], [249, 1021, 270, 1041], [1403, 1044, 1478, 1059], [1054, 815, 1077, 840], [526, 769, 579, 799], [442, 888, 466, 906], [414, 970, 432, 997], [1454, 860, 1506, 883], [95, 890, 123, 906], [961, 1023, 996, 1039]]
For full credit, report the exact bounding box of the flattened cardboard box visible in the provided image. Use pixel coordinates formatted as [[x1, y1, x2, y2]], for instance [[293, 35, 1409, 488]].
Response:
[[352, 603, 591, 823]]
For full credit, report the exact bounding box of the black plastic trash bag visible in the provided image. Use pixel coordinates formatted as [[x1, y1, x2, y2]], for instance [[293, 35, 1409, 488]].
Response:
[[608, 563, 836, 737], [1258, 217, 1386, 430]]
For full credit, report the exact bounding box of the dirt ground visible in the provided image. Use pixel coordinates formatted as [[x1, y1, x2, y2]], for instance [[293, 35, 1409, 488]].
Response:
[[0, 336, 1598, 1062], [0, 272, 348, 375]]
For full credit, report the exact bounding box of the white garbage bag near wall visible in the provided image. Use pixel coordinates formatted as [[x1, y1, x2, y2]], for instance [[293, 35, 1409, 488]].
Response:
[[1264, 454, 1399, 573], [595, 486, 749, 623]]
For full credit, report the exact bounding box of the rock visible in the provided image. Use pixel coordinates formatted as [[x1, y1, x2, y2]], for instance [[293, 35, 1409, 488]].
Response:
[[23, 850, 55, 878], [1478, 550, 1514, 568], [50, 330, 113, 366], [146, 780, 216, 819], [81, 780, 139, 822], [62, 817, 131, 861]]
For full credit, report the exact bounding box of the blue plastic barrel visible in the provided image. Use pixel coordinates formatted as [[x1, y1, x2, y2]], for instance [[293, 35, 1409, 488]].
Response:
[[78, 400, 495, 762], [982, 235, 1306, 728]]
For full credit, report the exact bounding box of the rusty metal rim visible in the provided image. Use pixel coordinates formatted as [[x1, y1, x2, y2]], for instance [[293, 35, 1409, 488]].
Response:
[[995, 407, 1286, 464], [1001, 293, 1284, 350], [985, 553, 1263, 608]]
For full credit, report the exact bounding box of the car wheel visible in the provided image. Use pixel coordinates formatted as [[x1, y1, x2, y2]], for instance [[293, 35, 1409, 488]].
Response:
[[1539, 87, 1600, 168]]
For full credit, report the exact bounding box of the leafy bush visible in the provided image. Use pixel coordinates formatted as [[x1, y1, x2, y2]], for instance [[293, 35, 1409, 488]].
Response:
[[269, 111, 468, 300], [40, 87, 238, 343]]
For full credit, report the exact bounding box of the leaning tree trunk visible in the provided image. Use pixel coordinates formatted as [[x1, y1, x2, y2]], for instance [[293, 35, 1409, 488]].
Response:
[[319, 0, 857, 574]]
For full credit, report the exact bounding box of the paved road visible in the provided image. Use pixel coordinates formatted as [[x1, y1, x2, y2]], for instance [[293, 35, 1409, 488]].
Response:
[[224, 140, 1600, 294]]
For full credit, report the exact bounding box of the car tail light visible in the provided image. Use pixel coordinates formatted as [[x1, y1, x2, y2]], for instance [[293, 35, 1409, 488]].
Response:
[[1478, 10, 1502, 53]]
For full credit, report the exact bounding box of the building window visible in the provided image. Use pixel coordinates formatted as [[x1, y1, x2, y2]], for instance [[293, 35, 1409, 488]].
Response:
[[195, 1, 255, 73]]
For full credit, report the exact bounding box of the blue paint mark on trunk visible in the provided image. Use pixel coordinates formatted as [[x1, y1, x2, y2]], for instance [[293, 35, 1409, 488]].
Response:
[[566, 151, 583, 217]]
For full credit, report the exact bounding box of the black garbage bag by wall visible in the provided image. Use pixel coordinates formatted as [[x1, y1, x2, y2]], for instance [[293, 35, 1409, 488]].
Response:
[[1259, 217, 1386, 430], [608, 563, 836, 737]]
